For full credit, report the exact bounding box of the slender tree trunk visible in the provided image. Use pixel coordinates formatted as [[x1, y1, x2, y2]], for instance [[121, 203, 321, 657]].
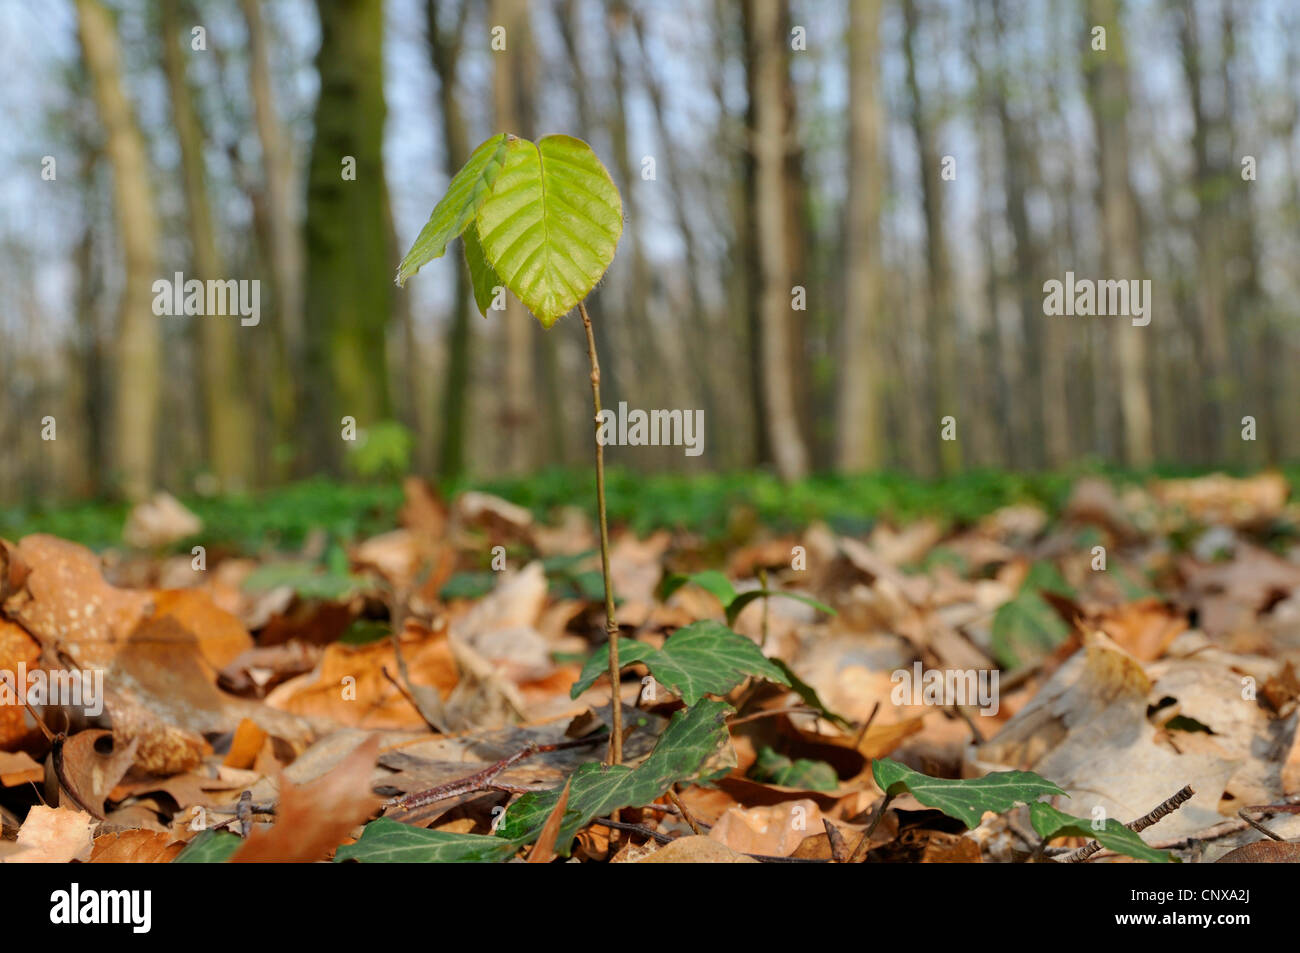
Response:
[[303, 0, 392, 473], [837, 0, 886, 472], [1085, 0, 1154, 467], [76, 0, 160, 502], [428, 0, 474, 479], [491, 0, 537, 474], [161, 1, 253, 490], [748, 0, 810, 481], [239, 0, 303, 475], [631, 9, 721, 468], [1175, 3, 1230, 463], [902, 0, 959, 475]]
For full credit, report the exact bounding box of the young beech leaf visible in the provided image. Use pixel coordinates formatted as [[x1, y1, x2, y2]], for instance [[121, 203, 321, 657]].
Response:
[[335, 818, 521, 864], [871, 758, 1066, 829], [396, 133, 511, 286], [1028, 802, 1177, 863], [724, 589, 835, 627], [463, 224, 504, 316], [495, 700, 733, 854], [570, 620, 789, 705], [659, 569, 737, 606], [474, 135, 623, 328]]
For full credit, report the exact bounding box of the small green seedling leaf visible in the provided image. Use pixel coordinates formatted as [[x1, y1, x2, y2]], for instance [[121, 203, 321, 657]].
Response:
[[724, 589, 835, 627], [396, 133, 511, 286], [570, 620, 788, 705], [1028, 802, 1177, 864], [660, 569, 737, 606], [171, 829, 241, 863], [495, 699, 733, 853], [750, 746, 838, 791], [871, 758, 1066, 829], [991, 589, 1070, 668], [475, 135, 623, 328], [335, 818, 522, 863]]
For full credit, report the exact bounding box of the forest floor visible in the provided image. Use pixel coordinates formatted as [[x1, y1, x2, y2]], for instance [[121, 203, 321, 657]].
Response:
[[1, 467, 1298, 863]]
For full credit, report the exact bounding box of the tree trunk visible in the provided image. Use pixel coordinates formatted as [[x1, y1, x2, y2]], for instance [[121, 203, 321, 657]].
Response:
[[76, 0, 160, 502], [160, 0, 253, 490], [902, 0, 960, 475], [747, 0, 810, 481], [491, 0, 537, 475], [239, 0, 303, 477], [303, 0, 392, 473], [1085, 0, 1154, 467], [837, 0, 886, 472], [428, 0, 473, 479]]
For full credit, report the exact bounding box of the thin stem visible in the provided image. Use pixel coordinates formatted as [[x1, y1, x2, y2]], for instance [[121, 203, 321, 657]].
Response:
[[579, 300, 622, 766]]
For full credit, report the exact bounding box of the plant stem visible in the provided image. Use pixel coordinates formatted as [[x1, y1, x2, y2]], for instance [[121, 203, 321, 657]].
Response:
[[579, 300, 622, 766]]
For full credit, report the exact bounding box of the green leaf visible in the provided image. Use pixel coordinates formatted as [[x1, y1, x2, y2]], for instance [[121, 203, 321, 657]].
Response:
[[171, 829, 241, 863], [991, 589, 1070, 668], [474, 135, 623, 328], [724, 589, 835, 627], [1028, 802, 1177, 863], [750, 746, 838, 791], [871, 758, 1066, 829], [335, 818, 522, 863], [495, 699, 733, 853], [396, 133, 511, 286], [660, 570, 737, 606], [241, 560, 364, 601], [463, 224, 504, 317], [570, 620, 789, 705]]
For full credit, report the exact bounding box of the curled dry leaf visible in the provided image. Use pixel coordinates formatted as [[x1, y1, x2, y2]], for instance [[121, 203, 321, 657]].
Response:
[[90, 829, 183, 863], [2, 806, 97, 863], [230, 734, 382, 863], [53, 729, 139, 818]]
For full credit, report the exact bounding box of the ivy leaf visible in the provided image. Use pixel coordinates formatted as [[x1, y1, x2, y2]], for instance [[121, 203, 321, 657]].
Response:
[[171, 829, 241, 863], [495, 700, 733, 853], [991, 589, 1070, 668], [1028, 802, 1177, 864], [463, 224, 504, 317], [474, 135, 623, 328], [334, 818, 522, 864], [751, 746, 838, 791], [872, 758, 1066, 829], [396, 133, 511, 286], [570, 620, 788, 705]]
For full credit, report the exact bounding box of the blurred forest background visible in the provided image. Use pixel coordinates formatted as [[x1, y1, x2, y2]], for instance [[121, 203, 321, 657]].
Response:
[[2, 0, 1298, 509]]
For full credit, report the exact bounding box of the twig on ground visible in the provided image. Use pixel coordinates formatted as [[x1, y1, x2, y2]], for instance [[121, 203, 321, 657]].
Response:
[[1238, 809, 1285, 841], [1063, 784, 1194, 863], [852, 701, 881, 750], [848, 792, 895, 862], [388, 733, 609, 812], [666, 787, 705, 835]]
